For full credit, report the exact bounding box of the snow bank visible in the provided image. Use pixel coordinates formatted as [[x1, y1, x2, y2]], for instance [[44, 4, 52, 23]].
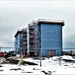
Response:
[[1, 56, 75, 75], [62, 55, 73, 60], [50, 56, 59, 61]]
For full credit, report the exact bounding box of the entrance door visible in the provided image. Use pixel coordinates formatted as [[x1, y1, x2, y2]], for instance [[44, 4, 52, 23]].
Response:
[[50, 50, 54, 57], [50, 50, 56, 57]]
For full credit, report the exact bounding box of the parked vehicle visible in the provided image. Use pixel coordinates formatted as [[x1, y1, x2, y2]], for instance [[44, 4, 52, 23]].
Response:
[[0, 52, 7, 57], [5, 51, 16, 57]]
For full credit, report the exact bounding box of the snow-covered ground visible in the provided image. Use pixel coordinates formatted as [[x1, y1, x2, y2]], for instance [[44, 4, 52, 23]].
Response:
[[0, 55, 75, 75]]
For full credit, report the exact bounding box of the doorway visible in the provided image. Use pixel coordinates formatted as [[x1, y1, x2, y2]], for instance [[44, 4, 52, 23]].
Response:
[[49, 50, 56, 57]]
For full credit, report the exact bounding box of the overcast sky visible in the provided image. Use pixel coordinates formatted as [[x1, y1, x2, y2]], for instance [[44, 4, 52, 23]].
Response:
[[0, 0, 75, 49]]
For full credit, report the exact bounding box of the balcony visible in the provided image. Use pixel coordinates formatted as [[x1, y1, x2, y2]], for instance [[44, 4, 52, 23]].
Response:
[[22, 34, 27, 37], [29, 26, 34, 30], [22, 31, 27, 34], [29, 35, 34, 38], [22, 46, 27, 49], [29, 46, 35, 49], [22, 42, 27, 45], [22, 38, 27, 41], [29, 50, 35, 52], [29, 40, 35, 43], [29, 31, 35, 34], [29, 39, 35, 41]]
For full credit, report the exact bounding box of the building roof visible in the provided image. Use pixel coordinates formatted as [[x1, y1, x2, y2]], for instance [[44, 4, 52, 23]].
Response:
[[14, 29, 22, 37], [37, 19, 64, 26]]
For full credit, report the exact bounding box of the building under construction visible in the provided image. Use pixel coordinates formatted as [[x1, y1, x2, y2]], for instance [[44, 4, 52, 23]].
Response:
[[14, 19, 64, 57]]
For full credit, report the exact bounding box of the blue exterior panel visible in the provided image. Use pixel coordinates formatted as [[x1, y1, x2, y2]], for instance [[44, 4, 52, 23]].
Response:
[[40, 23, 62, 56], [15, 33, 22, 54]]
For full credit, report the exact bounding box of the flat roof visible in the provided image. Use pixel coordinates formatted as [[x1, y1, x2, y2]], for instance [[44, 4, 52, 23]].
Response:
[[37, 19, 64, 26], [14, 29, 22, 37]]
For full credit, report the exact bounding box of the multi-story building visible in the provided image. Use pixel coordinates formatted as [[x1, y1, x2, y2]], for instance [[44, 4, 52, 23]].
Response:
[[37, 19, 64, 56], [27, 22, 40, 56], [21, 28, 27, 55], [14, 19, 64, 57], [14, 29, 22, 54], [14, 28, 27, 55]]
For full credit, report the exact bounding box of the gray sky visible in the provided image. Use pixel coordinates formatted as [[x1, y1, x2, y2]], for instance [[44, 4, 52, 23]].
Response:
[[0, 0, 75, 48]]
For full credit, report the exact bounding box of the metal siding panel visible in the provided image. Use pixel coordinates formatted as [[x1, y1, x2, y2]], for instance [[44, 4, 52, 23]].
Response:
[[15, 33, 22, 54], [40, 23, 62, 56], [41, 49, 49, 56]]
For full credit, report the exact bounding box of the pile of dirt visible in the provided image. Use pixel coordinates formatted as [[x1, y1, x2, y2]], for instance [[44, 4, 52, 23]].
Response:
[[6, 58, 38, 65]]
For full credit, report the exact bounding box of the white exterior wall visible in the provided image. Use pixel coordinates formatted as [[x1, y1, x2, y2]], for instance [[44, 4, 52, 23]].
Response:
[[27, 27, 29, 54]]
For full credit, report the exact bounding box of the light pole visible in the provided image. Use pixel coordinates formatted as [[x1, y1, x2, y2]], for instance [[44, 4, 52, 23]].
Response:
[[59, 56, 62, 66], [40, 48, 42, 67]]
